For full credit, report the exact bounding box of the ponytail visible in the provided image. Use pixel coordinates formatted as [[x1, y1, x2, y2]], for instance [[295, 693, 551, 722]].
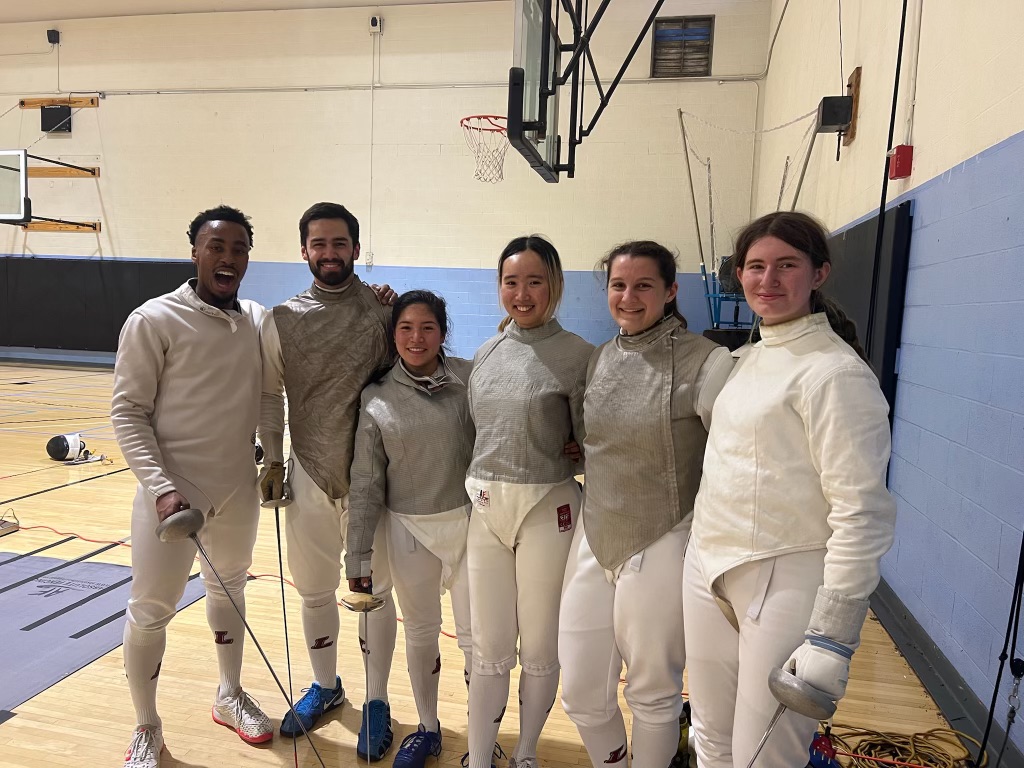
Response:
[[810, 290, 868, 362]]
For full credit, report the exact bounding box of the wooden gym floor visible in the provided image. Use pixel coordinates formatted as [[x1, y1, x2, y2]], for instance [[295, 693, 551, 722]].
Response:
[[0, 362, 948, 768]]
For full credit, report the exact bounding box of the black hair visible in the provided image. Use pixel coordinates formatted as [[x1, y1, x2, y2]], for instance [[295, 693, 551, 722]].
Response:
[[187, 205, 253, 246], [391, 290, 453, 352], [371, 290, 454, 383], [299, 202, 360, 247], [496, 234, 565, 331], [598, 240, 687, 328]]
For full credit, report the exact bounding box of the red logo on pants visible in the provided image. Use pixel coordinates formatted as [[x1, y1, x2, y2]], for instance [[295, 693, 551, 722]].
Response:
[[557, 504, 572, 532]]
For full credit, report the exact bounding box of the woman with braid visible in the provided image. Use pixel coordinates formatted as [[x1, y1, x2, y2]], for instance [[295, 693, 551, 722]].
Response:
[[464, 235, 593, 768], [558, 241, 733, 768], [682, 211, 896, 767]]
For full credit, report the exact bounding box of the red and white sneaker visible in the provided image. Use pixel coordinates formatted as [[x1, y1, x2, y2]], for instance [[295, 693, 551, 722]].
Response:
[[124, 725, 163, 768], [212, 689, 274, 744]]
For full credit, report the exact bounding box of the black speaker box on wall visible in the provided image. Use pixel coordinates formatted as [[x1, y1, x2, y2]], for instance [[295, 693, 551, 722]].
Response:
[[41, 104, 72, 133]]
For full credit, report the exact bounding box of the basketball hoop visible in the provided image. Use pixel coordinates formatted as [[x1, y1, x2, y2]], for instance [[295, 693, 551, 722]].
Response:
[[460, 115, 509, 184]]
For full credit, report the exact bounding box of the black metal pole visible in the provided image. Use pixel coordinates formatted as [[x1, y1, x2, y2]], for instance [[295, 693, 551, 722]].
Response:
[[584, 0, 666, 137], [557, 0, 612, 85], [864, 0, 909, 358], [27, 153, 98, 176]]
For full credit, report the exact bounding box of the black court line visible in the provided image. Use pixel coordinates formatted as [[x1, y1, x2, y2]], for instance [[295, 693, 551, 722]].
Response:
[[0, 466, 131, 506], [0, 372, 110, 386], [21, 574, 134, 631], [0, 536, 76, 567], [0, 416, 110, 426], [71, 572, 202, 640], [0, 541, 122, 596]]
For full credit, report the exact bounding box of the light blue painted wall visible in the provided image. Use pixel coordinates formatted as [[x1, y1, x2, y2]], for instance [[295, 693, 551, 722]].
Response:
[[880, 129, 1024, 740], [242, 264, 736, 357]]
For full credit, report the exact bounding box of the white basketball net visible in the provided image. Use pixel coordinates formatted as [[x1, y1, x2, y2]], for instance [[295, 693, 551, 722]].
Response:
[[461, 115, 509, 184]]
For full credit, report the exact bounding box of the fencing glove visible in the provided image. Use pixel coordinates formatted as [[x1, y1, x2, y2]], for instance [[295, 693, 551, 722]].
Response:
[[786, 586, 869, 702], [258, 461, 285, 502]]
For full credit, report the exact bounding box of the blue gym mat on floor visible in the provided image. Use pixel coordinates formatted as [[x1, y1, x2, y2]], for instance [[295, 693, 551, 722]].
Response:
[[0, 549, 206, 714]]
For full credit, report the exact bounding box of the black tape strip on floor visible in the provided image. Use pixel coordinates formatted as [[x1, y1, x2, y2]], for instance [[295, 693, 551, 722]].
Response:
[[0, 466, 131, 506], [0, 537, 76, 567], [21, 575, 133, 631], [70, 572, 202, 640], [0, 541, 122, 596]]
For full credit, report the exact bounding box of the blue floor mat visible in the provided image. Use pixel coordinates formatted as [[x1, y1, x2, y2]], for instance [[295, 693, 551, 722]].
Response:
[[0, 549, 206, 713]]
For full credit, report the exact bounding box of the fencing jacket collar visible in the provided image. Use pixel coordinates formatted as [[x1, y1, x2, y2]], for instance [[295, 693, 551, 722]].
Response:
[[179, 279, 242, 329], [504, 317, 564, 343], [616, 314, 682, 352], [758, 312, 830, 346], [394, 354, 465, 395], [308, 279, 356, 303]]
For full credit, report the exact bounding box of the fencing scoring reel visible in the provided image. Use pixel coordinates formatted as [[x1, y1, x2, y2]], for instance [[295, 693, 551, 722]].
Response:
[[46, 432, 88, 462]]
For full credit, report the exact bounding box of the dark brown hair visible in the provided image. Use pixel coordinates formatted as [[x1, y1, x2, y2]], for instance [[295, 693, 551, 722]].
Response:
[[598, 240, 686, 328], [734, 211, 866, 361]]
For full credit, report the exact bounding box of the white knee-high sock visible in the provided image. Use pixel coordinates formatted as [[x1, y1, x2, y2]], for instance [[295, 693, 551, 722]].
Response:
[[123, 621, 165, 728], [468, 671, 511, 768], [575, 713, 629, 768], [302, 597, 341, 688], [360, 591, 397, 702], [630, 718, 682, 768], [206, 591, 245, 699], [406, 641, 442, 732], [514, 670, 560, 759]]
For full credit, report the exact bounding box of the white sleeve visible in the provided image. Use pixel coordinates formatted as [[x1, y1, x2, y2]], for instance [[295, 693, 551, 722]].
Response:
[[693, 346, 735, 432], [110, 312, 175, 498], [802, 366, 897, 600], [258, 312, 287, 465]]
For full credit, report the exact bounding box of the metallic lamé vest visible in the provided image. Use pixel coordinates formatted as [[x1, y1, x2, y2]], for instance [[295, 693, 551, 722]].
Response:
[[273, 281, 391, 498]]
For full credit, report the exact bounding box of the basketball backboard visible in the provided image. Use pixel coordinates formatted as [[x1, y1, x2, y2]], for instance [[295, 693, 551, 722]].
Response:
[[0, 149, 30, 223], [507, 0, 667, 183], [508, 0, 561, 182]]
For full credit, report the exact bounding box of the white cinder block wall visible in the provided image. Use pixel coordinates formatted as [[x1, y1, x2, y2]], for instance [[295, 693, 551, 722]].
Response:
[[0, 1, 768, 275]]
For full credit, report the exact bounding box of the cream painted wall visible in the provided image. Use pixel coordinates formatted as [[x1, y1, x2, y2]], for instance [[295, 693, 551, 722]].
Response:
[[0, 1, 769, 271], [753, 0, 1024, 229]]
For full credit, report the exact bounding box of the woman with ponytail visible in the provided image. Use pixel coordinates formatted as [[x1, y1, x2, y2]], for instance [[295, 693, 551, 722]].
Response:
[[464, 235, 593, 768], [559, 242, 733, 768], [682, 211, 896, 767]]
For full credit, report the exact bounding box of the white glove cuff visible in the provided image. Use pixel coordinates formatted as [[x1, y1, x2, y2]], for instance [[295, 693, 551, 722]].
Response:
[[807, 587, 869, 650]]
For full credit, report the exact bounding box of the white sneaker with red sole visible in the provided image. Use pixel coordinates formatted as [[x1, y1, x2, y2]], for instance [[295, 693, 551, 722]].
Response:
[[212, 689, 274, 744], [124, 725, 164, 768]]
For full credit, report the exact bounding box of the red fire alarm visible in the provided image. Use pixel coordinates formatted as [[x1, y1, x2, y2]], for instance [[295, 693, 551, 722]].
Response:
[[888, 144, 913, 179]]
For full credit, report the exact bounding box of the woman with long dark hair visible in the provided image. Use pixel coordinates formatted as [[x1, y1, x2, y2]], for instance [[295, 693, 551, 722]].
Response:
[[683, 211, 896, 767]]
